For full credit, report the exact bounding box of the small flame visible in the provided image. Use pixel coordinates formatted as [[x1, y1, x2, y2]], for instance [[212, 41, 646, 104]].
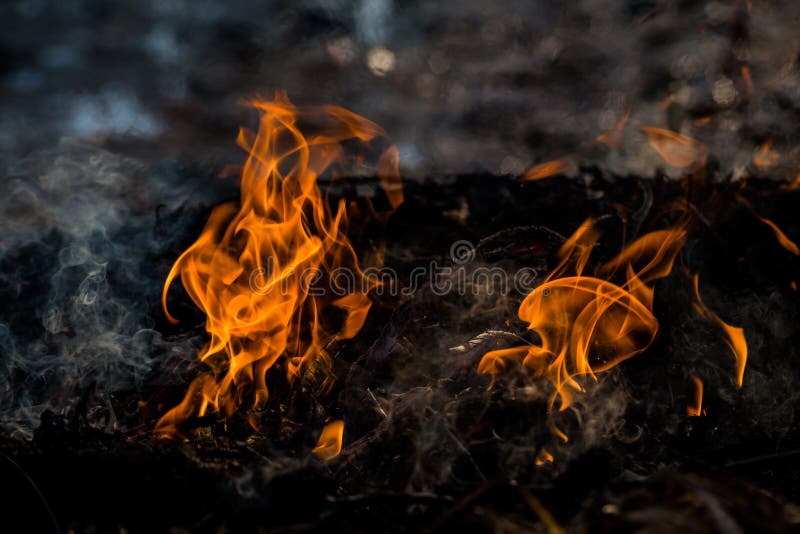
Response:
[[693, 115, 715, 126], [737, 195, 799, 255], [157, 92, 400, 437], [523, 158, 574, 181], [691, 275, 748, 388], [535, 448, 554, 466], [752, 139, 780, 168], [659, 93, 678, 111], [479, 219, 687, 440], [755, 215, 799, 255], [524, 110, 629, 182], [741, 65, 754, 96], [312, 419, 345, 461], [687, 374, 704, 416], [780, 175, 800, 192], [595, 109, 630, 150], [640, 126, 707, 168]]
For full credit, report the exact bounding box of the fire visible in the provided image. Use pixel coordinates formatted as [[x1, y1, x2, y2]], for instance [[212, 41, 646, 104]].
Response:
[[523, 158, 574, 181], [157, 92, 401, 438], [478, 219, 687, 441], [753, 215, 799, 255], [752, 139, 780, 168], [312, 419, 344, 461], [595, 109, 630, 150], [523, 109, 630, 181], [693, 116, 716, 126], [736, 195, 798, 255], [691, 275, 748, 388], [535, 448, 554, 466], [741, 65, 754, 96], [640, 126, 707, 169], [687, 375, 704, 417], [780, 175, 800, 192], [477, 212, 751, 443]]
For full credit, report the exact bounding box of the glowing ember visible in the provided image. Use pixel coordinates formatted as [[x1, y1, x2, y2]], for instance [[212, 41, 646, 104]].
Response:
[[157, 92, 401, 437], [687, 375, 704, 417], [479, 219, 687, 441], [312, 419, 345, 461]]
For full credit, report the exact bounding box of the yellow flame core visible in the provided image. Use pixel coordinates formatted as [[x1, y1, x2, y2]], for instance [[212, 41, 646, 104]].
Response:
[[157, 92, 400, 437], [479, 220, 687, 440]]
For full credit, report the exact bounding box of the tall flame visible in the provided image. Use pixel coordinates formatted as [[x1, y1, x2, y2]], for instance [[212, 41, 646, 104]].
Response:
[[478, 219, 687, 441], [157, 92, 400, 437]]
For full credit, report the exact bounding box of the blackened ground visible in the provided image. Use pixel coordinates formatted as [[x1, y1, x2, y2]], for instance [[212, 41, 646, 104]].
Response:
[[1, 172, 799, 532]]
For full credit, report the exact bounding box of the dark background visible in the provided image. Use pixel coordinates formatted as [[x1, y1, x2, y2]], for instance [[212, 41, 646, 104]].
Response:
[[3, 0, 800, 178], [2, 1, 800, 531]]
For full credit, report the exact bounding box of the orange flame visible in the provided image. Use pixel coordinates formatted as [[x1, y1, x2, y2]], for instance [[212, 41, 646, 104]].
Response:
[[693, 116, 715, 126], [535, 448, 554, 466], [478, 219, 687, 440], [780, 175, 800, 192], [157, 92, 400, 437], [691, 275, 748, 388], [737, 195, 799, 256], [754, 215, 799, 255], [741, 65, 754, 96], [523, 158, 574, 181], [687, 375, 704, 416], [752, 139, 780, 168], [596, 109, 630, 150], [640, 126, 707, 168], [312, 419, 344, 461]]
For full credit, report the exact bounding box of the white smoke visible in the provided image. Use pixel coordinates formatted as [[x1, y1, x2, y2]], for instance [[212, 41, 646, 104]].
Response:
[[0, 139, 207, 438]]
